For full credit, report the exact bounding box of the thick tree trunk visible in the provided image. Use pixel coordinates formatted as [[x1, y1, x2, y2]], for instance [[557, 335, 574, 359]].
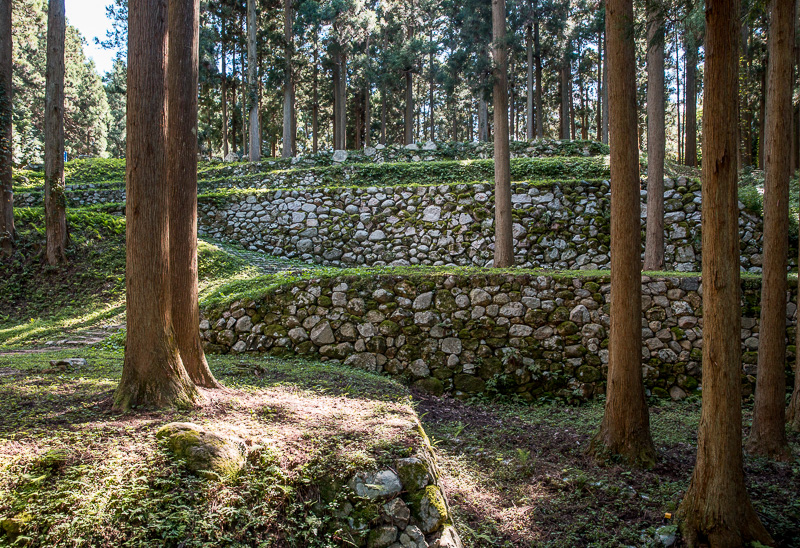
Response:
[[560, 54, 570, 139], [526, 4, 534, 140], [0, 0, 13, 256], [601, 25, 609, 144], [588, 0, 656, 469], [248, 0, 260, 161], [282, 0, 293, 158], [115, 0, 200, 412], [791, 0, 800, 432], [45, 0, 67, 266], [685, 34, 698, 167], [492, 0, 513, 268], [221, 30, 229, 158], [643, 2, 665, 271], [168, 0, 219, 389], [677, 0, 774, 543], [746, 0, 794, 460], [405, 70, 414, 145]]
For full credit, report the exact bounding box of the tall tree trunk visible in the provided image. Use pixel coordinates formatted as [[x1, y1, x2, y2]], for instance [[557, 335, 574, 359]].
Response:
[[221, 26, 229, 158], [45, 0, 67, 266], [334, 48, 347, 150], [675, 27, 682, 164], [0, 0, 11, 256], [478, 95, 489, 141], [354, 90, 362, 149], [240, 46, 247, 157], [596, 23, 602, 141], [601, 25, 609, 144], [405, 70, 414, 145], [790, 0, 800, 432], [526, 2, 534, 140], [509, 58, 515, 139], [746, 0, 794, 460], [168, 0, 219, 388], [534, 11, 543, 138], [579, 73, 588, 139], [231, 43, 237, 154], [685, 33, 698, 167], [282, 0, 293, 158], [333, 47, 342, 149], [380, 82, 387, 145], [312, 36, 318, 154], [365, 83, 371, 147], [758, 64, 766, 169], [643, 1, 665, 271], [677, 0, 773, 543], [115, 0, 200, 412], [429, 29, 434, 141], [247, 0, 260, 161], [492, 0, 513, 268], [560, 54, 570, 139], [588, 0, 656, 468]]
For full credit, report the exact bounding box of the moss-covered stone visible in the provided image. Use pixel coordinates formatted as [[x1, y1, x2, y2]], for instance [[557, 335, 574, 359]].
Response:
[[413, 377, 444, 396], [156, 422, 247, 479]]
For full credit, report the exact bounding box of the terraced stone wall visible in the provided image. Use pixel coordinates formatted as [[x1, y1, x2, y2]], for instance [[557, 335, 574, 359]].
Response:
[[197, 177, 767, 273], [199, 273, 797, 403]]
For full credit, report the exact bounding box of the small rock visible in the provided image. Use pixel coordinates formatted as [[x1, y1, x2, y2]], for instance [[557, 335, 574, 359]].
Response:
[[383, 498, 411, 528], [396, 457, 431, 491], [350, 470, 403, 499], [332, 150, 348, 162], [310, 321, 335, 345], [368, 526, 398, 548]]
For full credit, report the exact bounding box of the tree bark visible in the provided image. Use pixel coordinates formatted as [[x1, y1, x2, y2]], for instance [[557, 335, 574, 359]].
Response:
[[588, 0, 656, 469], [526, 1, 534, 140], [560, 54, 570, 139], [643, 1, 665, 271], [677, 0, 774, 543], [746, 0, 794, 460], [312, 36, 319, 154], [429, 29, 434, 141], [596, 23, 602, 141], [492, 0, 513, 268], [333, 46, 347, 150], [281, 0, 293, 158], [601, 24, 609, 144], [115, 0, 200, 412], [685, 33, 698, 167], [791, 0, 800, 433], [221, 23, 229, 158], [168, 0, 219, 389], [0, 0, 14, 256], [247, 0, 260, 161], [534, 12, 543, 138], [405, 69, 414, 145], [240, 46, 247, 157], [231, 43, 237, 154], [45, 0, 67, 266], [675, 27, 682, 164]]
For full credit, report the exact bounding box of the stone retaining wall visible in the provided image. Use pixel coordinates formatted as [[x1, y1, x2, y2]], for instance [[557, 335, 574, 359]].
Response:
[[200, 273, 797, 403], [198, 178, 767, 273]]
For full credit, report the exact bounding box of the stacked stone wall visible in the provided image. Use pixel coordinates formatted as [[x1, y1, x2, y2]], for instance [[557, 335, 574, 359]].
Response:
[[200, 273, 797, 403]]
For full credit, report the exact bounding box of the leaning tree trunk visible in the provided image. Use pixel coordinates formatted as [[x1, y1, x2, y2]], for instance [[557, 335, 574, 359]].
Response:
[[643, 1, 665, 271], [746, 0, 794, 460], [281, 0, 293, 159], [405, 70, 414, 145], [114, 0, 200, 412], [685, 33, 698, 167], [0, 0, 13, 257], [45, 0, 67, 266], [677, 0, 774, 543], [247, 0, 260, 161], [492, 0, 513, 268], [168, 0, 220, 389], [588, 0, 656, 469]]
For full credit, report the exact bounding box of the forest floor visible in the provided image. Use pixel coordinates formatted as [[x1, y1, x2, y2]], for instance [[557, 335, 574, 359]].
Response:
[[0, 348, 798, 547]]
